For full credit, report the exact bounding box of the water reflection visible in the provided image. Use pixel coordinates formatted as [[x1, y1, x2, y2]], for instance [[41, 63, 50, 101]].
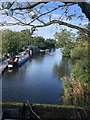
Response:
[[53, 57, 72, 79], [2, 49, 68, 104], [53, 56, 88, 106]]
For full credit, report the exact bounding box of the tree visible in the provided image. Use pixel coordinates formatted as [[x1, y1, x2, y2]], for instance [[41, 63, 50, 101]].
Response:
[[2, 30, 19, 54], [18, 30, 32, 48], [32, 36, 45, 48], [2, 29, 33, 54], [45, 39, 56, 49], [55, 29, 74, 47], [55, 29, 75, 57], [0, 1, 90, 35], [71, 60, 88, 83], [70, 33, 88, 59], [54, 28, 88, 106]]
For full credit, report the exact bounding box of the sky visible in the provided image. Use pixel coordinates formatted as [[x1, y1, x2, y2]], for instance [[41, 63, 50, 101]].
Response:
[[0, 1, 89, 39]]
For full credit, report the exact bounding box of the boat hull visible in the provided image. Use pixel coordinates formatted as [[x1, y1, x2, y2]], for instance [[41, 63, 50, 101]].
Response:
[[8, 53, 30, 69], [8, 46, 40, 69]]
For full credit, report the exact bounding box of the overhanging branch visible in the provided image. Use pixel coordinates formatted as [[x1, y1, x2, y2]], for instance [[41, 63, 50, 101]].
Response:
[[29, 3, 75, 25], [31, 20, 90, 35], [10, 2, 47, 11], [0, 20, 89, 35]]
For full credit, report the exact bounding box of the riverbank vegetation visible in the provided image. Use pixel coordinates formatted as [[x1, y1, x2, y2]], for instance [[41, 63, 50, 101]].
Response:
[[55, 28, 89, 107], [1, 29, 56, 59]]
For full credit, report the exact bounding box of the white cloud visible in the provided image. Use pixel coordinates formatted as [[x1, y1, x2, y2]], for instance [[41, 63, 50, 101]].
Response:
[[52, 14, 61, 19]]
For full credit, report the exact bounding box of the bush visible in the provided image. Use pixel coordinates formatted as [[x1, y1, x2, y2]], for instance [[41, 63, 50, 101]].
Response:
[[71, 60, 88, 83], [70, 40, 88, 59]]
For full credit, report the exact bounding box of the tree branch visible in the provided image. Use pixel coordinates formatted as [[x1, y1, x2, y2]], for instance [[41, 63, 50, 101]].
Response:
[[0, 20, 89, 35], [28, 3, 75, 25], [0, 2, 90, 35], [31, 20, 90, 35], [10, 2, 47, 11]]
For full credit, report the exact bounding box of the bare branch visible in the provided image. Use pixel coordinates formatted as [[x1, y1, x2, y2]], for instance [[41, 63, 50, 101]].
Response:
[[0, 20, 89, 35], [29, 3, 75, 25], [10, 2, 47, 11], [31, 20, 90, 34], [0, 2, 90, 35]]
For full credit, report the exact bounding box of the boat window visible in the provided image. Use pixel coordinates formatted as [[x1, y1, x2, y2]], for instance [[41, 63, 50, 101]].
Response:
[[14, 58, 18, 62], [18, 58, 21, 62]]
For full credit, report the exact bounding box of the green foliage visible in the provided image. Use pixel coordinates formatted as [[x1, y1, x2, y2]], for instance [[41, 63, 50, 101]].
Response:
[[45, 39, 56, 49], [2, 30, 19, 53], [70, 33, 88, 59], [32, 36, 45, 48], [55, 29, 74, 47], [63, 80, 71, 89], [71, 60, 88, 83], [55, 29, 75, 57], [62, 43, 74, 57], [32, 37, 55, 50], [55, 28, 89, 106], [2, 29, 35, 54], [1, 29, 56, 55]]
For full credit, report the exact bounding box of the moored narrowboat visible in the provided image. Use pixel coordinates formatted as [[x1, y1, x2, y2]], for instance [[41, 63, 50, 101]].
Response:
[[8, 51, 30, 69], [8, 46, 40, 69], [27, 46, 40, 56]]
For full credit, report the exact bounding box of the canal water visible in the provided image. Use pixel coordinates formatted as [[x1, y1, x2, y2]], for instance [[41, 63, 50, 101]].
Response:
[[2, 48, 71, 104]]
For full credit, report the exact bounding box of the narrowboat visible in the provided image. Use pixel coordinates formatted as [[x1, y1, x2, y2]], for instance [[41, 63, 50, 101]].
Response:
[[8, 51, 30, 69], [40, 49, 49, 54], [27, 46, 40, 56], [8, 46, 40, 69]]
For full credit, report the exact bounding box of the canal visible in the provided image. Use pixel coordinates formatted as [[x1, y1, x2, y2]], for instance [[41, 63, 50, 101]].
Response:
[[2, 48, 71, 104]]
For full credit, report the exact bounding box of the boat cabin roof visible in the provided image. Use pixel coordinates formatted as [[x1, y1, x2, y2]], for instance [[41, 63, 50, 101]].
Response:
[[15, 51, 27, 58], [19, 51, 26, 55]]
